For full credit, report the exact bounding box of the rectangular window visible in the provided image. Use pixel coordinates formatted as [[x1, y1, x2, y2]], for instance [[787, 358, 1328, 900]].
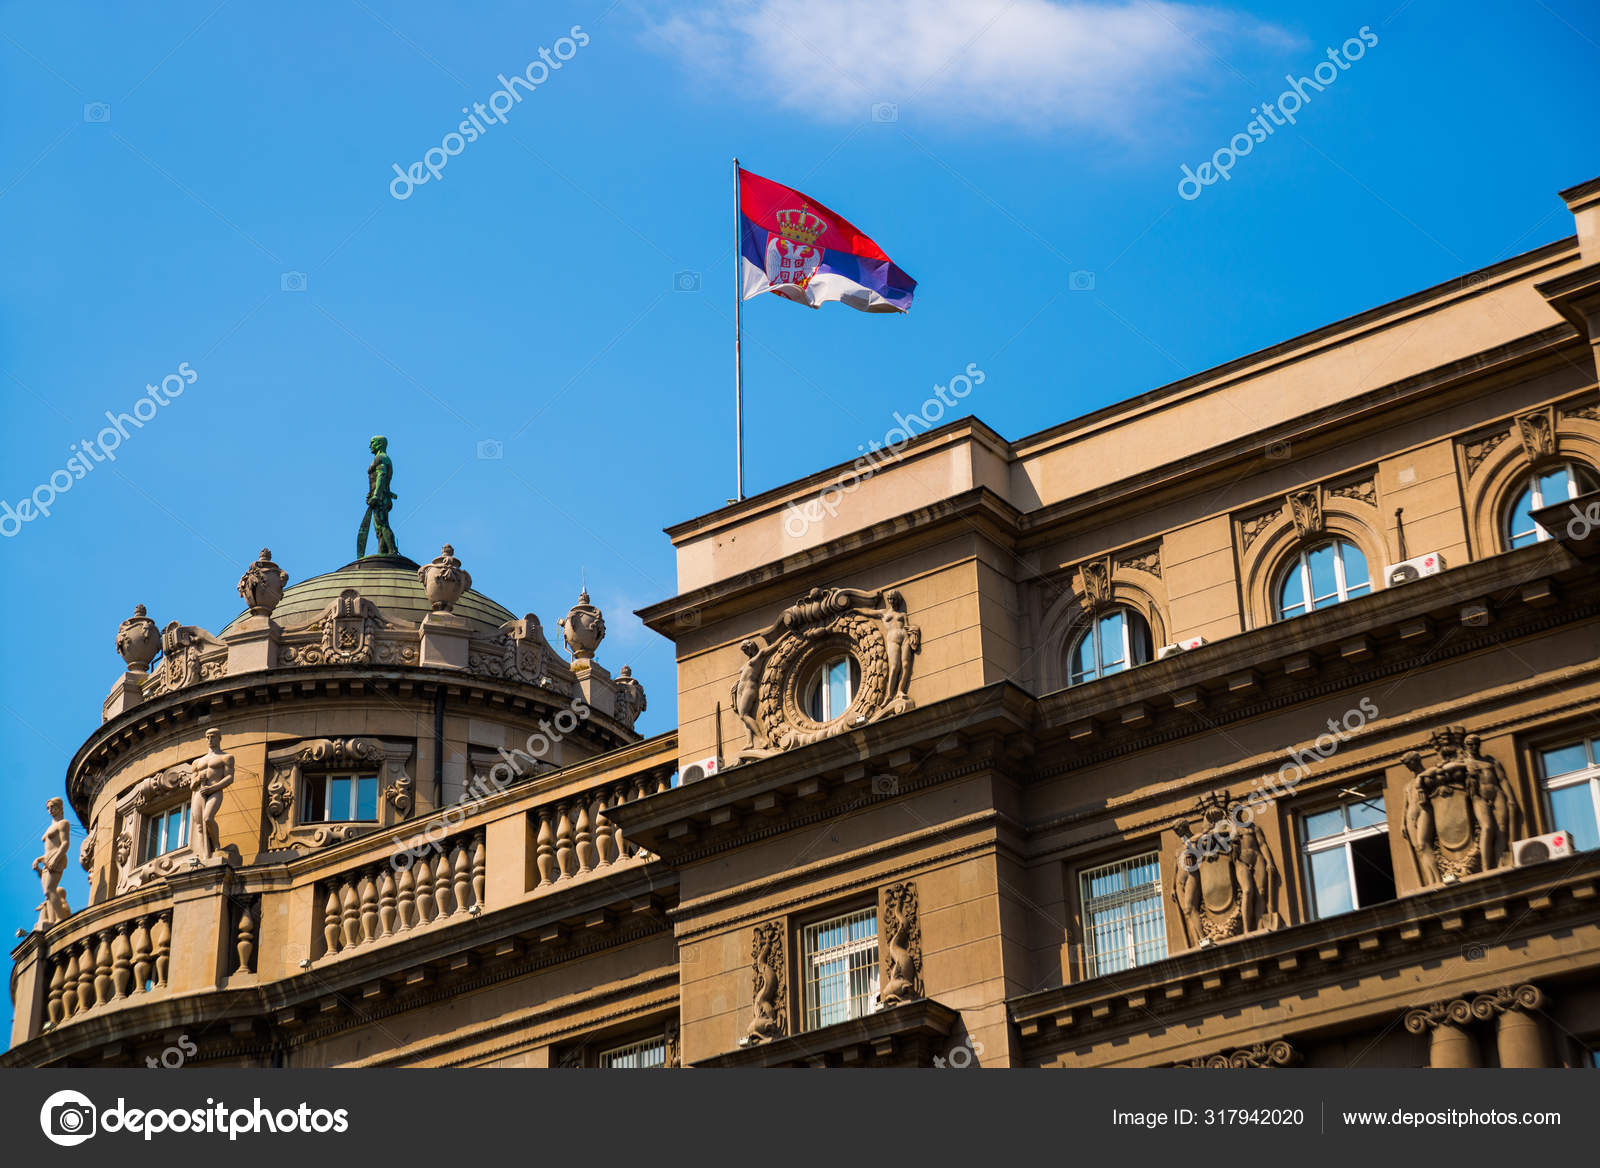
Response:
[[141, 804, 189, 861], [1079, 852, 1167, 978], [1300, 790, 1394, 919], [1539, 738, 1600, 852], [302, 773, 380, 823], [599, 1036, 667, 1068], [801, 907, 879, 1031]]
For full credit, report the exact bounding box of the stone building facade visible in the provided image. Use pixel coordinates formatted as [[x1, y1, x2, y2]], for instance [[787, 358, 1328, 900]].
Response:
[[8, 175, 1600, 1069]]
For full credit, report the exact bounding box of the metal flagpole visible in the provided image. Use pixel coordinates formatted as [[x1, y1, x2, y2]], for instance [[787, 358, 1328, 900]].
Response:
[[733, 156, 745, 502]]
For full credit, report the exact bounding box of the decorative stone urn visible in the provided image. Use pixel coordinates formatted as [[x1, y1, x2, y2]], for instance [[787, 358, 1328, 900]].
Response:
[[418, 544, 471, 613], [115, 604, 161, 671], [237, 548, 289, 617], [559, 590, 606, 662]]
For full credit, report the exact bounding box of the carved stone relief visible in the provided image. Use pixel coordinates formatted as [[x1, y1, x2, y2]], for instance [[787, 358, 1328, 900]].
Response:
[[1328, 475, 1377, 507], [1115, 547, 1162, 579], [1399, 726, 1519, 885], [146, 622, 226, 695], [467, 613, 567, 689], [113, 764, 197, 894], [878, 881, 924, 1008], [1404, 983, 1548, 1067], [732, 587, 920, 762], [276, 588, 417, 667], [1286, 486, 1324, 540], [264, 737, 415, 852], [1239, 506, 1282, 552], [744, 920, 788, 1044], [1171, 790, 1281, 948], [613, 665, 648, 730], [1076, 557, 1113, 610], [1516, 408, 1556, 463], [1462, 428, 1510, 477], [1176, 1040, 1300, 1068]]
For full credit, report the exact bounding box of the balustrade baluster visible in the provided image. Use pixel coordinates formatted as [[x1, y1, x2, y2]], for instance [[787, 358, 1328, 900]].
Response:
[[111, 923, 133, 998], [236, 900, 256, 974], [152, 913, 171, 987], [575, 802, 597, 873], [339, 876, 361, 950], [555, 804, 577, 879], [535, 811, 557, 886], [471, 831, 486, 909], [396, 864, 416, 929], [378, 869, 398, 936], [131, 917, 152, 990], [63, 949, 82, 1018], [415, 852, 436, 923], [93, 932, 113, 1007], [594, 796, 616, 867], [452, 841, 472, 911], [48, 957, 66, 1024], [322, 882, 343, 955], [358, 870, 380, 944], [433, 851, 455, 916]]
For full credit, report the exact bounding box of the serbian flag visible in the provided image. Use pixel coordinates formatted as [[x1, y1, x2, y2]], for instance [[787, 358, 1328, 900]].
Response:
[[739, 167, 916, 313]]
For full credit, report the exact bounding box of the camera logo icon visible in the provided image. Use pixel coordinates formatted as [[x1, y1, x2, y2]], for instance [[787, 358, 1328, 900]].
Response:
[[40, 1089, 97, 1146], [476, 438, 504, 460], [870, 102, 898, 123], [673, 270, 701, 292], [83, 102, 111, 123], [280, 271, 308, 293], [870, 774, 899, 796], [1068, 270, 1096, 292], [1265, 439, 1292, 460]]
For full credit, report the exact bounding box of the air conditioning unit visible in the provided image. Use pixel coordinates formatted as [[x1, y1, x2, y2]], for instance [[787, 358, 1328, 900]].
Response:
[[1157, 636, 1207, 659], [1512, 831, 1576, 866], [1385, 552, 1445, 587], [679, 756, 720, 785]]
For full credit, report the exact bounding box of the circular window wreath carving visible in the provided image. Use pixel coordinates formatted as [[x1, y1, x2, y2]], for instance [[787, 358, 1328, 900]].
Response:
[[731, 587, 920, 761]]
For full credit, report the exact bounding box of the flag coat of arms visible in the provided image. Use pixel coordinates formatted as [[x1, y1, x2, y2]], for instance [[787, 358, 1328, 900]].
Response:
[[738, 168, 916, 313]]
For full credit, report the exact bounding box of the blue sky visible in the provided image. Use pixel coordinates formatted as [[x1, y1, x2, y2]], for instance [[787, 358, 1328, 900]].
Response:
[[1, 0, 1596, 1036]]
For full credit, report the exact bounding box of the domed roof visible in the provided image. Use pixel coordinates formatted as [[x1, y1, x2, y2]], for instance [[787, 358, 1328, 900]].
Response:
[[220, 554, 516, 638]]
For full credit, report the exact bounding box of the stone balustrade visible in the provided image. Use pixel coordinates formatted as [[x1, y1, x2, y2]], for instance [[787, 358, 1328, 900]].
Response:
[[29, 890, 179, 1034]]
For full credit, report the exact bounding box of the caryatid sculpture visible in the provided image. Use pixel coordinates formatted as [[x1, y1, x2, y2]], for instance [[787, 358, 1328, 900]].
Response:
[[1401, 726, 1518, 885], [33, 797, 72, 930], [189, 728, 235, 865], [357, 435, 399, 558], [1171, 791, 1281, 948]]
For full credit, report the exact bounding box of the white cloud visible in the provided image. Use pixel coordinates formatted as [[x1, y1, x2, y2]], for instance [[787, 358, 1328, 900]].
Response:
[[642, 0, 1300, 136]]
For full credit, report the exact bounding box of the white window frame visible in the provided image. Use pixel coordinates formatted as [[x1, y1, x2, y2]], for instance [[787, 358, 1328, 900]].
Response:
[[804, 656, 858, 723], [1538, 736, 1600, 849], [599, 1035, 667, 1068], [304, 772, 380, 824], [1276, 539, 1371, 620], [1078, 852, 1167, 978], [142, 803, 190, 862], [1506, 463, 1593, 549], [801, 907, 880, 1032], [1068, 608, 1152, 686], [1299, 794, 1389, 920]]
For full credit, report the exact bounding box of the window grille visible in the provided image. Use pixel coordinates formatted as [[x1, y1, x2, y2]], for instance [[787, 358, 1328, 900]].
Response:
[[1079, 852, 1166, 977], [599, 1036, 666, 1068], [802, 907, 879, 1031]]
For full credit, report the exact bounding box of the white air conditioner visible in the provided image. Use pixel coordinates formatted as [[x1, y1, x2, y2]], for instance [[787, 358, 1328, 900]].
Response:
[[679, 756, 721, 785], [1385, 552, 1445, 587], [1157, 636, 1207, 659], [1512, 831, 1576, 866]]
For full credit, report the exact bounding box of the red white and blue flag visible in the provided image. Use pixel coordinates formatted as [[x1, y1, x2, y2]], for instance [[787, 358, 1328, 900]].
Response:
[[739, 167, 916, 313]]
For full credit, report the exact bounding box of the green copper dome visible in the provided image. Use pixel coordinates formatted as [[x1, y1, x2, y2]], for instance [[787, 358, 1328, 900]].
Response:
[[220, 554, 516, 638]]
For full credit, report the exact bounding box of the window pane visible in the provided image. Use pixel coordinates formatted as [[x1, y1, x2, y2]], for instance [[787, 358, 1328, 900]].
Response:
[[1306, 543, 1338, 605], [1549, 782, 1600, 852], [1346, 796, 1387, 830], [1129, 612, 1153, 666], [1070, 628, 1097, 683], [1541, 741, 1590, 779], [1308, 847, 1353, 918], [355, 775, 379, 821], [826, 658, 851, 720], [143, 816, 160, 860], [1279, 562, 1306, 618], [1508, 484, 1539, 547], [1349, 833, 1396, 907], [1099, 611, 1127, 672], [1340, 542, 1370, 595], [1538, 466, 1576, 505], [328, 775, 352, 822], [1303, 807, 1346, 841]]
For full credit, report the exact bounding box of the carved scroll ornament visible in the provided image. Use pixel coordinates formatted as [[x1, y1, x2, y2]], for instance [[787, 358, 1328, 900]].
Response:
[[264, 737, 414, 852], [276, 588, 417, 667]]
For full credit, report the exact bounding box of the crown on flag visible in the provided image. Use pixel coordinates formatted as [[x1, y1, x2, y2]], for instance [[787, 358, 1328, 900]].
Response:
[[776, 207, 828, 246]]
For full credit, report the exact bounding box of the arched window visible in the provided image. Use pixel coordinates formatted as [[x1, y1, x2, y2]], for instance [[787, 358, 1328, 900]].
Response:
[[1068, 608, 1153, 686], [804, 655, 860, 722], [1276, 539, 1370, 620], [1505, 463, 1596, 549]]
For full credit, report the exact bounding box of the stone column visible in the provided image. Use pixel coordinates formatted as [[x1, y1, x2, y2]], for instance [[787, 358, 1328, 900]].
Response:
[[1404, 999, 1481, 1068], [8, 933, 47, 1046], [1482, 985, 1549, 1068]]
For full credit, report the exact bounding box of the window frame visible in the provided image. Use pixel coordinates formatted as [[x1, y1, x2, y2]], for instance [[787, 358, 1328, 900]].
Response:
[[1067, 606, 1154, 686], [1078, 850, 1167, 979], [598, 1034, 668, 1069], [301, 771, 381, 824], [799, 905, 880, 1032], [141, 802, 190, 863], [1504, 462, 1596, 550], [1536, 735, 1600, 852], [1297, 789, 1391, 920], [803, 655, 860, 723], [1274, 538, 1372, 620]]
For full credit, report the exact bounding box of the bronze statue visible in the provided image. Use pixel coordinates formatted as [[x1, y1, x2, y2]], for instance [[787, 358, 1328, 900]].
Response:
[[357, 435, 399, 558], [32, 797, 72, 930]]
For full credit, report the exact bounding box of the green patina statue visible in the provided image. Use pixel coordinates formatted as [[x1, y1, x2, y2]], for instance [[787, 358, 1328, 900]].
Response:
[[357, 435, 399, 558]]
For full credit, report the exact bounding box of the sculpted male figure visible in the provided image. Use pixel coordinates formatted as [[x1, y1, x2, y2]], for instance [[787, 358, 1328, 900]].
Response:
[[33, 797, 72, 929], [732, 639, 778, 755], [1464, 733, 1516, 870], [357, 435, 399, 558], [1400, 750, 1441, 885], [190, 728, 235, 864]]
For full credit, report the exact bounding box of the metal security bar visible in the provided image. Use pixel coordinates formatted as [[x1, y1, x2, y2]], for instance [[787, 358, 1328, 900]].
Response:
[[599, 1036, 667, 1068], [1079, 852, 1166, 978], [802, 907, 880, 1031]]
